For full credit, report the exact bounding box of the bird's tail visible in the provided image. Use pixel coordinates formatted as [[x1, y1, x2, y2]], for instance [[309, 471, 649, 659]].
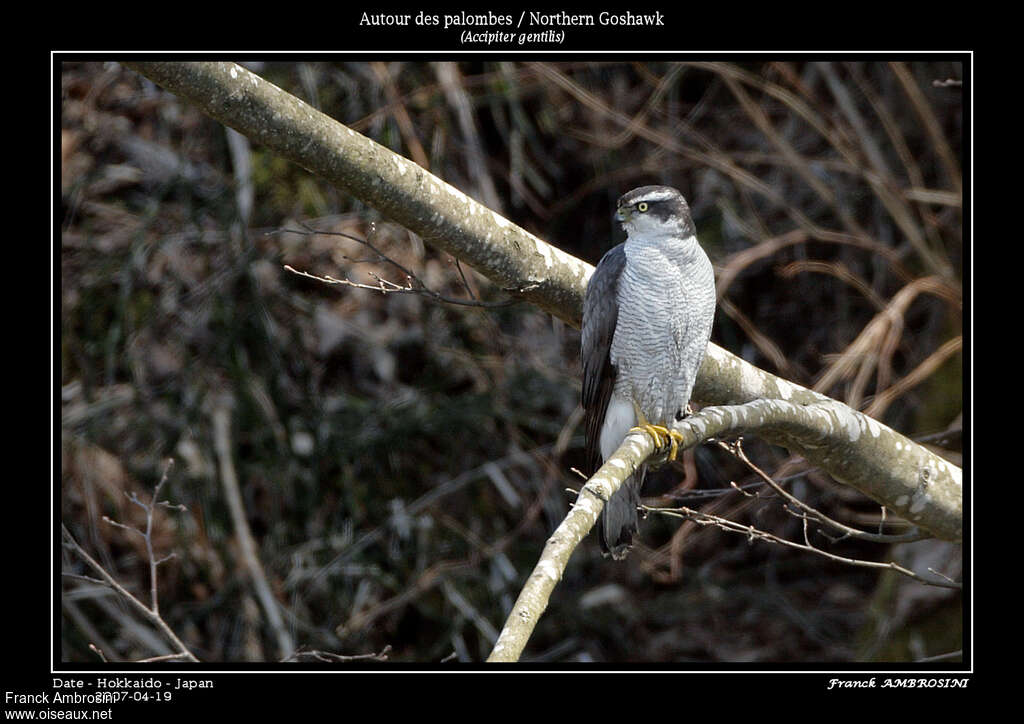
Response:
[[598, 471, 642, 559]]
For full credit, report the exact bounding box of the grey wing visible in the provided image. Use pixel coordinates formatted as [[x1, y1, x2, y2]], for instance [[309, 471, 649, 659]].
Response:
[[581, 243, 626, 476]]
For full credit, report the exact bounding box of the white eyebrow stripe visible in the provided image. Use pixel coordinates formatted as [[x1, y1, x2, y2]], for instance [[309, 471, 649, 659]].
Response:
[[631, 190, 677, 204]]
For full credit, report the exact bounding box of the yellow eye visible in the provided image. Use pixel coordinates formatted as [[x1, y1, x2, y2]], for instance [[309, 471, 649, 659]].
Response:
[[637, 202, 649, 212]]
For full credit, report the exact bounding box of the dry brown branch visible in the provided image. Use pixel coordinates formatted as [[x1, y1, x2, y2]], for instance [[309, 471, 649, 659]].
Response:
[[846, 63, 947, 251], [891, 62, 962, 197], [703, 60, 959, 281], [716, 296, 793, 376], [811, 275, 960, 408], [865, 336, 963, 419], [818, 63, 952, 279], [779, 260, 888, 312], [720, 71, 863, 237], [715, 229, 911, 301], [533, 62, 868, 247]]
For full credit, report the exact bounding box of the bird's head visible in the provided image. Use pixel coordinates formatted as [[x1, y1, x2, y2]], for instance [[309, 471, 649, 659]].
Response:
[[615, 185, 695, 240]]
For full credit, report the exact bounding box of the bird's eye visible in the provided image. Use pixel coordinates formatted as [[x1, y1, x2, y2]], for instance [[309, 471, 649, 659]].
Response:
[[637, 202, 649, 212]]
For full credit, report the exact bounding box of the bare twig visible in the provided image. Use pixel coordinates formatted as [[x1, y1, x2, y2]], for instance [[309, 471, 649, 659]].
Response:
[[280, 223, 525, 309], [131, 458, 176, 615], [61, 523, 199, 662], [284, 644, 392, 663], [63, 459, 198, 662], [136, 652, 197, 663], [646, 504, 958, 590], [722, 438, 928, 545]]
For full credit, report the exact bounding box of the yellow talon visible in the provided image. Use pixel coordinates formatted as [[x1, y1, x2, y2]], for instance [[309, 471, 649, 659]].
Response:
[[630, 404, 686, 462], [629, 423, 667, 447], [629, 423, 685, 462]]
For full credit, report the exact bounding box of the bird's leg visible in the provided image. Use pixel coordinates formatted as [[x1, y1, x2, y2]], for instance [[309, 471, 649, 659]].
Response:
[[629, 407, 685, 462]]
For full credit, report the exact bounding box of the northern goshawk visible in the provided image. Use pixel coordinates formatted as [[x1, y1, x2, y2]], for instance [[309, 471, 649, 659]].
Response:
[[581, 185, 716, 559]]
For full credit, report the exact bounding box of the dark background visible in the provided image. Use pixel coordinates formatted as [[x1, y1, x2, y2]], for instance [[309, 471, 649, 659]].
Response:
[[59, 59, 964, 664]]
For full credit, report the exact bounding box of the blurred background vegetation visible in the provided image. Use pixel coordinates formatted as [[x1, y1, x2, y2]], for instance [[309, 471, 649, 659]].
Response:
[[60, 59, 964, 664]]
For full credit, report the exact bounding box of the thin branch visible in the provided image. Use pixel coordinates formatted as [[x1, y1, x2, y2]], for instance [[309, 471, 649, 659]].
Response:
[[283, 644, 392, 663], [145, 460, 172, 614], [453, 258, 478, 301], [810, 275, 960, 408], [280, 224, 526, 309], [723, 439, 928, 544], [61, 524, 199, 662], [62, 572, 112, 587], [891, 61, 962, 197], [646, 504, 959, 590], [64, 459, 198, 662], [136, 653, 197, 663], [917, 649, 963, 662], [864, 336, 963, 419], [98, 459, 182, 617]]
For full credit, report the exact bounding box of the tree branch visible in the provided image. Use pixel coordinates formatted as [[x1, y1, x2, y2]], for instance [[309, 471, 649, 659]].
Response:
[[488, 430, 657, 662], [488, 398, 962, 662]]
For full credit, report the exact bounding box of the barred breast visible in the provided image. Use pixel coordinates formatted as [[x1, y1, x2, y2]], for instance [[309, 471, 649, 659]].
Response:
[[610, 234, 715, 427]]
